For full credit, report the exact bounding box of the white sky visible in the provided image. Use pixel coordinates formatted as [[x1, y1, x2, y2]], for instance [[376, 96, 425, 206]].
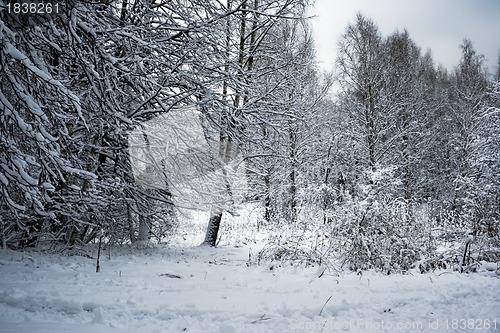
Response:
[[309, 0, 500, 75]]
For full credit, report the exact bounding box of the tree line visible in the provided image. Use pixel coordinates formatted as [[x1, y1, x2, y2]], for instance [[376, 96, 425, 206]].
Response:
[[1, 2, 498, 272]]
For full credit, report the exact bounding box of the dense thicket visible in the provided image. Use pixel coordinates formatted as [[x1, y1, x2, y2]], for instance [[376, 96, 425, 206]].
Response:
[[1, 4, 498, 272], [258, 14, 499, 272], [1, 0, 249, 247]]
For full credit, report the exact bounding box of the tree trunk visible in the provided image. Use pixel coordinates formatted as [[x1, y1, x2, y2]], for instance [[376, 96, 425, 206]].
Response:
[[127, 201, 137, 243], [1, 214, 6, 250], [322, 145, 332, 224], [288, 119, 298, 224], [137, 214, 150, 243], [263, 171, 271, 226], [203, 208, 223, 246]]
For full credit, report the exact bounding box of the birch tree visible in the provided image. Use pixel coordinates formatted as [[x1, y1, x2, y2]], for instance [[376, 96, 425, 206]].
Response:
[[448, 40, 497, 266]]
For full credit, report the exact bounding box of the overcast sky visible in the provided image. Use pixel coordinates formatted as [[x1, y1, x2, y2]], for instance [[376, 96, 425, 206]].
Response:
[[309, 0, 500, 75]]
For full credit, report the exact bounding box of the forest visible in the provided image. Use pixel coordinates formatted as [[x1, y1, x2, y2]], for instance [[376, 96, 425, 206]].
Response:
[[1, 0, 499, 274]]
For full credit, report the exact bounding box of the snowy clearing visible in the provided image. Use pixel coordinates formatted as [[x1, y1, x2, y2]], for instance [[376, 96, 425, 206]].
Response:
[[0, 243, 499, 333]]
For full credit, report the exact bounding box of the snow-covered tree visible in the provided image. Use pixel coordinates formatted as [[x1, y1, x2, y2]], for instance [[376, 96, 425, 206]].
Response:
[[1, 0, 252, 247], [201, 0, 314, 246], [0, 9, 95, 247], [446, 42, 499, 264]]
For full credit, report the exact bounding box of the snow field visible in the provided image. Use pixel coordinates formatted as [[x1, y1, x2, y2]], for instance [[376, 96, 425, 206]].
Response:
[[0, 244, 499, 333], [0, 205, 498, 332]]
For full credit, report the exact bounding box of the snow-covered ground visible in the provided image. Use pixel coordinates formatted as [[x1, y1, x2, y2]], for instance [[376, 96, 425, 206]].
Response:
[[0, 210, 499, 333]]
